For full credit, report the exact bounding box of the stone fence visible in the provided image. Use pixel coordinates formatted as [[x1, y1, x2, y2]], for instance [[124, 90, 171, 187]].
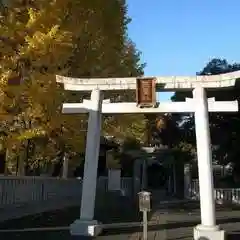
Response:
[[187, 179, 240, 204], [0, 176, 133, 222]]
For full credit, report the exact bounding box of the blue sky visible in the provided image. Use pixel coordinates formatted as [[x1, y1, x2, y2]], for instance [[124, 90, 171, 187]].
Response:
[[127, 0, 240, 101]]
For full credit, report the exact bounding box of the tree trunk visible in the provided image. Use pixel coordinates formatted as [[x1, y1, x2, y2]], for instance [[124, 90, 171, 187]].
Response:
[[17, 153, 25, 176]]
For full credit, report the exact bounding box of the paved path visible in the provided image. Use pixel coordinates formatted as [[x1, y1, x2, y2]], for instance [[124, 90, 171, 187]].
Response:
[[1, 192, 240, 239], [1, 202, 240, 239]]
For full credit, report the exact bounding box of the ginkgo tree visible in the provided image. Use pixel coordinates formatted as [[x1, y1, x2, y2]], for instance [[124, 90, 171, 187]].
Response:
[[0, 0, 81, 174], [0, 0, 147, 175]]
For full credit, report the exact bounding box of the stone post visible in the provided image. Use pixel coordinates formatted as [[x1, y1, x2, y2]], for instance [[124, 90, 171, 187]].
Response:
[[184, 163, 191, 199], [62, 153, 69, 179]]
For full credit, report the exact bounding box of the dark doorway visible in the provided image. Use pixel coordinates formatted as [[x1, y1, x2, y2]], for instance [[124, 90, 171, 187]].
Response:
[[147, 163, 166, 189]]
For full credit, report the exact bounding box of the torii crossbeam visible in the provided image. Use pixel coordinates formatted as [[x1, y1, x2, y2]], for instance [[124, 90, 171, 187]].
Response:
[[57, 71, 240, 240], [62, 98, 237, 114]]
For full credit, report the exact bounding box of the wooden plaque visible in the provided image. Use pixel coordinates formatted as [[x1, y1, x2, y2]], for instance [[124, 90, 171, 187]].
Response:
[[136, 78, 156, 107]]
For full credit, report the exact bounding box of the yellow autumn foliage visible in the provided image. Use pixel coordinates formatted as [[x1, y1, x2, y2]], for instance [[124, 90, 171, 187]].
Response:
[[0, 0, 146, 173]]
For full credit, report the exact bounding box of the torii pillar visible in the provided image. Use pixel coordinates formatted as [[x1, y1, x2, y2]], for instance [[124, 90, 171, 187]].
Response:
[[192, 86, 224, 239], [70, 89, 104, 236]]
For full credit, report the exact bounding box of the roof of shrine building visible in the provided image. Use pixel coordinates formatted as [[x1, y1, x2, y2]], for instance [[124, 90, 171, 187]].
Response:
[[56, 70, 240, 91]]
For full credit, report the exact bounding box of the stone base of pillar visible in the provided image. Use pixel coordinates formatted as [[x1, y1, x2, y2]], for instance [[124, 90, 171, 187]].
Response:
[[193, 224, 225, 240], [70, 219, 102, 237]]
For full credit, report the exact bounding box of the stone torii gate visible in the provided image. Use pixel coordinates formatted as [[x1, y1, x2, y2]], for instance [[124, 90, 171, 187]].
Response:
[[56, 71, 240, 240]]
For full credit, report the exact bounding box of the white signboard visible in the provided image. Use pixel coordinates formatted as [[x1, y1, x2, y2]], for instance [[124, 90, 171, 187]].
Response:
[[108, 169, 121, 191]]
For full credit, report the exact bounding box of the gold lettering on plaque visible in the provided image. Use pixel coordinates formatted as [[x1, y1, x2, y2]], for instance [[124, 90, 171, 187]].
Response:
[[136, 78, 156, 107]]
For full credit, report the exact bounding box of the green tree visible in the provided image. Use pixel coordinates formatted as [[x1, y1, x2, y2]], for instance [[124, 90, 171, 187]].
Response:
[[172, 59, 240, 168]]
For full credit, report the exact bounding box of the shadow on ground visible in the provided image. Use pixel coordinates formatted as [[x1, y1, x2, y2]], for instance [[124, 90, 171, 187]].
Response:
[[94, 191, 143, 224], [1, 220, 240, 240], [99, 217, 240, 235], [0, 191, 143, 230], [0, 192, 142, 240], [1, 197, 240, 240]]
